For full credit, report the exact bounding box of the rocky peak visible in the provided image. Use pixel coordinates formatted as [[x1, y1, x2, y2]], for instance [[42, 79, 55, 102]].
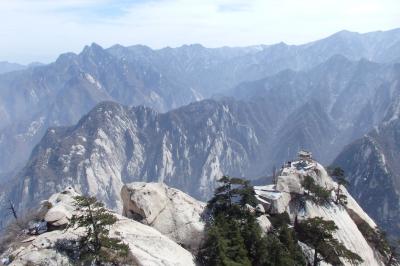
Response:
[[1, 99, 264, 223], [80, 43, 106, 58], [255, 155, 385, 265]]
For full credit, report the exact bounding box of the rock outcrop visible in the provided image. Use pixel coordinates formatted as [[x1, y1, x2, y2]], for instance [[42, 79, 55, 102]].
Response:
[[121, 182, 206, 253], [1, 168, 391, 266], [1, 188, 196, 266], [255, 157, 385, 266], [42, 186, 78, 227]]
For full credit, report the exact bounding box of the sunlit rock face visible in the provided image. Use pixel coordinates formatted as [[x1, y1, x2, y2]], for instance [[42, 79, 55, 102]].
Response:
[[1, 187, 196, 266], [255, 155, 385, 266], [121, 182, 206, 253]]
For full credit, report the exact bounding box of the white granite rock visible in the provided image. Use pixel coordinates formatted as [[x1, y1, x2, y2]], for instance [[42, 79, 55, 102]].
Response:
[[257, 215, 272, 234], [301, 202, 384, 266], [43, 186, 78, 227], [256, 203, 265, 213], [121, 182, 205, 253], [5, 188, 196, 266], [255, 160, 386, 265]]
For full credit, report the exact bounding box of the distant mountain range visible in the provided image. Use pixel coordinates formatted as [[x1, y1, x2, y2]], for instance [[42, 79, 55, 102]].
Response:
[[1, 28, 400, 238], [229, 55, 400, 164], [1, 28, 400, 177]]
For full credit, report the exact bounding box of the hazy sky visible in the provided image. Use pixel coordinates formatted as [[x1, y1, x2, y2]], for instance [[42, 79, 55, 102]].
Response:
[[1, 0, 399, 64]]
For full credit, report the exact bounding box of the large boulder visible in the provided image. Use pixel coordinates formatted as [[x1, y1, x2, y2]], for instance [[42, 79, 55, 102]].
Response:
[[121, 182, 206, 253], [42, 186, 78, 227]]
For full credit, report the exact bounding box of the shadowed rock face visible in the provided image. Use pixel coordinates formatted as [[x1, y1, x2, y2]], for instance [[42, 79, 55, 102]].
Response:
[[231, 58, 400, 165], [331, 81, 400, 237], [333, 117, 400, 238]]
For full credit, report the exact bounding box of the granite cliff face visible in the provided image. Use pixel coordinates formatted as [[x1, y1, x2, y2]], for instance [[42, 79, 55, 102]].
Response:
[[3, 100, 267, 220], [0, 44, 201, 175], [254, 157, 386, 265]]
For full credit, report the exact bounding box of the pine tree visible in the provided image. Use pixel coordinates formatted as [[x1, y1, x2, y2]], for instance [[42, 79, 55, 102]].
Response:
[[200, 176, 267, 265], [67, 196, 129, 266], [200, 176, 309, 266], [295, 217, 363, 266], [277, 224, 307, 265], [301, 176, 331, 205], [264, 234, 294, 266], [268, 213, 307, 266], [328, 167, 349, 205], [199, 222, 230, 265]]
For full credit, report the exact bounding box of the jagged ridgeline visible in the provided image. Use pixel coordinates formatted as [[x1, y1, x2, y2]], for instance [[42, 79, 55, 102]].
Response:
[[0, 154, 396, 265], [1, 28, 400, 179]]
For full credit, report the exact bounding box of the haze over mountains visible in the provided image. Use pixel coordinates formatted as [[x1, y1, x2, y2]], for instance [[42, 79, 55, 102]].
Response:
[[0, 61, 44, 75], [0, 62, 26, 74], [1, 28, 400, 238], [333, 93, 400, 237], [1, 28, 400, 177]]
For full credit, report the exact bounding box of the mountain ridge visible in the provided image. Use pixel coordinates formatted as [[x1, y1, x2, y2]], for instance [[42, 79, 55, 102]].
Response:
[[1, 28, 400, 177]]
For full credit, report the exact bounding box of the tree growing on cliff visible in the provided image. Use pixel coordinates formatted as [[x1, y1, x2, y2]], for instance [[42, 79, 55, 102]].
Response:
[[295, 217, 363, 266], [199, 176, 268, 265], [67, 196, 130, 266], [301, 175, 331, 205], [200, 176, 306, 266], [328, 166, 349, 205]]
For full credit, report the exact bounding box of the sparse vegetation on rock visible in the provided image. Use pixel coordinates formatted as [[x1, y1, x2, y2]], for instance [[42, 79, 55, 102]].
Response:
[[295, 217, 363, 266], [64, 196, 130, 266]]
